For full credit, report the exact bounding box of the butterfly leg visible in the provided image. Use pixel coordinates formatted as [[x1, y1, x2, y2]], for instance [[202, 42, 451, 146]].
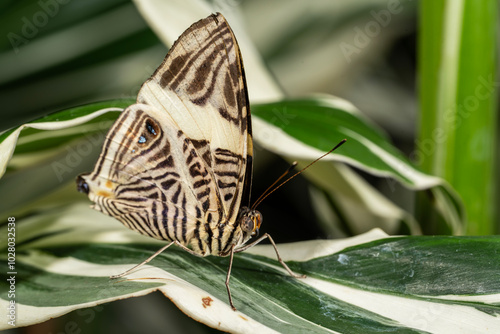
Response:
[[235, 233, 306, 279], [225, 245, 237, 311], [171, 241, 205, 257], [110, 241, 175, 279]]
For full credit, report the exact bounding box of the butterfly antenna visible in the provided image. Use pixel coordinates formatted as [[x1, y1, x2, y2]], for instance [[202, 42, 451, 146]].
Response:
[[251, 139, 347, 210], [251, 162, 298, 210]]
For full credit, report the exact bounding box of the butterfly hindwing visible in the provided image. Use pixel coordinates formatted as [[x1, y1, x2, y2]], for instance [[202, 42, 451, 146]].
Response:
[[85, 103, 236, 254]]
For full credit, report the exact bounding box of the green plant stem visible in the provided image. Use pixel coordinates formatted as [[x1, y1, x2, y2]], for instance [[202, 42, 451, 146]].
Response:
[[418, 0, 498, 234]]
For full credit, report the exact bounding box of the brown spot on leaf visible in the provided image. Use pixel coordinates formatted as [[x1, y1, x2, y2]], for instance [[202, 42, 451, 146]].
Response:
[[202, 296, 213, 308]]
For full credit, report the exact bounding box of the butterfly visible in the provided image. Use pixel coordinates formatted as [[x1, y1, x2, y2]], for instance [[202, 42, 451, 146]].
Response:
[[76, 12, 305, 311]]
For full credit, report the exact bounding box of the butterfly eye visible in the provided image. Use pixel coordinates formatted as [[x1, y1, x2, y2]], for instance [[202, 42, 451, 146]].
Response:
[[253, 211, 262, 230], [240, 211, 262, 235], [76, 175, 90, 194], [240, 216, 254, 233], [251, 211, 262, 236]]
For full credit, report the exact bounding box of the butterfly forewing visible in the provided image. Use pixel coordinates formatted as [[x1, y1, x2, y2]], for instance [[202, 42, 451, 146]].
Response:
[[138, 14, 252, 223], [79, 13, 252, 256]]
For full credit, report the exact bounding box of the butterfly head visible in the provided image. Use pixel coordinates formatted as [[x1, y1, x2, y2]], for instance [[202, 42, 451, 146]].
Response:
[[239, 207, 262, 238]]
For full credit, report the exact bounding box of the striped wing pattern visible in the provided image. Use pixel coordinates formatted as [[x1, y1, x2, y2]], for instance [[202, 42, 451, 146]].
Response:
[[77, 13, 253, 256], [139, 13, 253, 223]]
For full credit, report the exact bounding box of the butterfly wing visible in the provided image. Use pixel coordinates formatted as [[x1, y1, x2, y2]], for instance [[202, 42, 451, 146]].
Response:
[[77, 13, 252, 256], [80, 103, 233, 254], [137, 13, 253, 224]]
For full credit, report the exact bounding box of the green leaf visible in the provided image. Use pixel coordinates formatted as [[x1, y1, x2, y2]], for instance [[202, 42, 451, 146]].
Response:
[[252, 96, 465, 234], [0, 100, 133, 168], [0, 100, 133, 215], [253, 97, 429, 187], [1, 203, 498, 333]]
